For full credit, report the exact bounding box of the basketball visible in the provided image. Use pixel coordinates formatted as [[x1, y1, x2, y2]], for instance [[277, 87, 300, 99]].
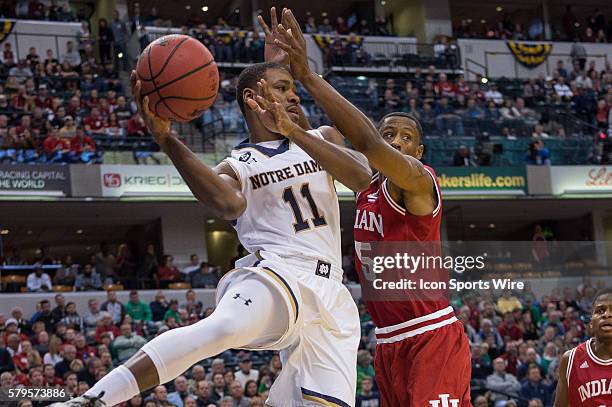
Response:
[[135, 34, 219, 122]]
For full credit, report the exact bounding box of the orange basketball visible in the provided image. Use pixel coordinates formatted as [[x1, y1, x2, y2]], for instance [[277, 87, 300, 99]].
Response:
[[136, 34, 219, 122]]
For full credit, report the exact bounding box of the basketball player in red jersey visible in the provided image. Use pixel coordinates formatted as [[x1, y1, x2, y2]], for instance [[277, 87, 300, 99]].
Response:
[[351, 112, 473, 407], [554, 288, 612, 406], [270, 10, 473, 406]]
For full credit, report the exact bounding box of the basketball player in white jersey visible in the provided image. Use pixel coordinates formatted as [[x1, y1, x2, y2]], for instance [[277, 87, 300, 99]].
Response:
[[52, 23, 382, 407]]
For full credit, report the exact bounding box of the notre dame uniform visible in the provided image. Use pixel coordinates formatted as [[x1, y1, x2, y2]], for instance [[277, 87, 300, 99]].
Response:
[[218, 130, 359, 407]]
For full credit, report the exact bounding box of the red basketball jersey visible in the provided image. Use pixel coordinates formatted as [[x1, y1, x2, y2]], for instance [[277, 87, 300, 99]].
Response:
[[354, 166, 448, 328], [567, 339, 612, 406]]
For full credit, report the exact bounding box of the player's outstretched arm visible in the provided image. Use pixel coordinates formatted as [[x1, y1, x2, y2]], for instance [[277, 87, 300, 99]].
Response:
[[553, 351, 570, 407], [248, 79, 371, 192], [131, 71, 246, 220], [275, 9, 430, 194]]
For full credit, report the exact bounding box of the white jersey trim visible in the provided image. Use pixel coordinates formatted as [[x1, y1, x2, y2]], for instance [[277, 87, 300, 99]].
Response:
[[566, 347, 577, 387], [374, 306, 454, 334], [381, 179, 406, 215], [586, 338, 612, 365], [381, 168, 441, 217], [424, 167, 442, 217], [376, 316, 458, 344]]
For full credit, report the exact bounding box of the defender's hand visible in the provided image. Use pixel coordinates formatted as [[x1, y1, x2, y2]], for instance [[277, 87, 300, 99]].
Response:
[[275, 9, 310, 81], [130, 70, 171, 146], [258, 7, 288, 63], [246, 79, 300, 137]]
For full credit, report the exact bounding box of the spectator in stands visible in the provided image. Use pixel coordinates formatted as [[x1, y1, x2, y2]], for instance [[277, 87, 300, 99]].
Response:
[[193, 378, 213, 406], [517, 348, 546, 381], [485, 83, 504, 105], [234, 355, 259, 388], [127, 113, 147, 138], [53, 261, 77, 287], [61, 41, 81, 67], [95, 312, 120, 343], [190, 262, 219, 289], [111, 10, 129, 71], [148, 291, 168, 323], [43, 127, 70, 163], [227, 379, 249, 407], [345, 33, 363, 66], [525, 140, 551, 165], [61, 302, 83, 332], [453, 145, 474, 166], [167, 375, 189, 407], [163, 299, 180, 324], [181, 254, 201, 277], [97, 18, 113, 64], [304, 16, 318, 33], [75, 263, 102, 291], [125, 290, 152, 326], [43, 337, 63, 370], [318, 17, 334, 34], [520, 365, 552, 407], [26, 264, 51, 292], [113, 323, 147, 363], [54, 344, 76, 378], [9, 60, 33, 83], [209, 371, 228, 403], [553, 77, 573, 100], [95, 242, 117, 284], [101, 290, 124, 326], [83, 298, 102, 340], [435, 97, 464, 135], [157, 254, 181, 288], [355, 376, 379, 407]]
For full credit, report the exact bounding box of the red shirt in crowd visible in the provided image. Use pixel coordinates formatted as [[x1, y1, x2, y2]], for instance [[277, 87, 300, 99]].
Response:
[[434, 80, 457, 97], [127, 116, 147, 136], [11, 94, 27, 110], [498, 321, 523, 341], [35, 95, 53, 109], [43, 136, 70, 154], [83, 115, 106, 132], [157, 265, 180, 281], [70, 134, 96, 153], [75, 345, 96, 361], [95, 324, 120, 343]]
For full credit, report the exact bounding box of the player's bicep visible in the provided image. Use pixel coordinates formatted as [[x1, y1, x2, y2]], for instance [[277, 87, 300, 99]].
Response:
[[366, 140, 433, 194], [554, 352, 570, 407]]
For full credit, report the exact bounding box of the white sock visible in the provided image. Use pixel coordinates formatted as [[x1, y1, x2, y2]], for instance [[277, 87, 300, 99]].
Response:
[[85, 365, 139, 407], [143, 276, 289, 383]]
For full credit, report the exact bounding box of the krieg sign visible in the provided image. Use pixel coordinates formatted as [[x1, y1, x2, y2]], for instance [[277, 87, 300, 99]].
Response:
[[100, 165, 191, 197]]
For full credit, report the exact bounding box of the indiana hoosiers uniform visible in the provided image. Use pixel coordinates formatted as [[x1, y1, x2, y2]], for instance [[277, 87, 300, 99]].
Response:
[[354, 167, 472, 407], [566, 338, 612, 406], [220, 130, 360, 407]]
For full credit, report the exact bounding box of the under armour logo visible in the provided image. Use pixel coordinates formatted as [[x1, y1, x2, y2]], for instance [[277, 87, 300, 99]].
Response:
[[233, 293, 252, 306], [429, 394, 459, 407]]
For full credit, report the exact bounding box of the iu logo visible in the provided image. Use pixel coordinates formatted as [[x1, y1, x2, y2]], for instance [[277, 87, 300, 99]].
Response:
[[429, 394, 459, 407], [103, 173, 122, 188]]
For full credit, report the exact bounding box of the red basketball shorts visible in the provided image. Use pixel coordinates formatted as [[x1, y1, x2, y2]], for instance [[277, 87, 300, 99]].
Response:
[[374, 307, 473, 407]]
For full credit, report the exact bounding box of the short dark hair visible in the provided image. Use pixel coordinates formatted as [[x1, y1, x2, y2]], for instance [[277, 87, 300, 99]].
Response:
[[378, 112, 424, 144], [593, 287, 612, 306], [236, 61, 288, 115]]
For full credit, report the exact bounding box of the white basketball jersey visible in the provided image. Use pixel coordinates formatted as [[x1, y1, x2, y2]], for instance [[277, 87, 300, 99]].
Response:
[[224, 130, 341, 268]]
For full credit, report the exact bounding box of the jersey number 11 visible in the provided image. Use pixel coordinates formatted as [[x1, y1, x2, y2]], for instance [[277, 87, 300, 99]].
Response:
[[283, 183, 327, 233]]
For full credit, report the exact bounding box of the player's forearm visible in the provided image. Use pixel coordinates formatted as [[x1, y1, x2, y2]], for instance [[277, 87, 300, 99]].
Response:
[[299, 71, 381, 152], [287, 128, 371, 191], [159, 136, 245, 219]]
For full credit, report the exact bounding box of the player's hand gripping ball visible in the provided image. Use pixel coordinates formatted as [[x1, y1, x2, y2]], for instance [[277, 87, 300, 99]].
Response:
[[135, 34, 219, 122]]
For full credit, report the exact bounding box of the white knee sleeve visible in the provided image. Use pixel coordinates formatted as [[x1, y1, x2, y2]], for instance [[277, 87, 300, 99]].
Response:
[[142, 276, 289, 383]]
